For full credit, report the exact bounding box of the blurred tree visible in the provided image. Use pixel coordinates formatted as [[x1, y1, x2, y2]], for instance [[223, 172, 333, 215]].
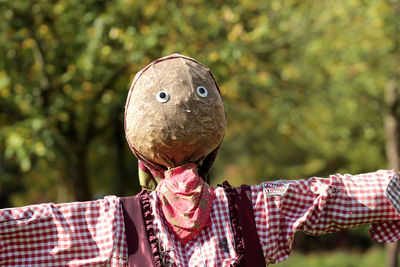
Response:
[[210, 0, 392, 185], [0, 0, 141, 202]]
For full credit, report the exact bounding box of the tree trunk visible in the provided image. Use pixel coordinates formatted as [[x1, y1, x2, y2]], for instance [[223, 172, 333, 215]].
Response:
[[73, 147, 92, 201], [0, 153, 11, 209], [63, 146, 92, 201], [384, 77, 400, 267], [387, 243, 400, 267], [114, 117, 129, 196]]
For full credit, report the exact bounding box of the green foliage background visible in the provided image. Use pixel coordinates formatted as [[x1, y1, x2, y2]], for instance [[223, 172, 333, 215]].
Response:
[[0, 0, 399, 258]]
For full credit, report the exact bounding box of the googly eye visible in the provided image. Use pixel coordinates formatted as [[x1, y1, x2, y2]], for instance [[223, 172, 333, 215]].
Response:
[[156, 91, 169, 103], [196, 86, 208, 97]]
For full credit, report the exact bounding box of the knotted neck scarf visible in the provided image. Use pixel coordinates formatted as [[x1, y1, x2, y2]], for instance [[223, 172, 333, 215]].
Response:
[[155, 163, 215, 244], [134, 144, 219, 244]]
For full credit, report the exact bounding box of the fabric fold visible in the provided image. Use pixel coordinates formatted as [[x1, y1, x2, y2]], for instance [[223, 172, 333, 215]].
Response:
[[221, 181, 245, 266]]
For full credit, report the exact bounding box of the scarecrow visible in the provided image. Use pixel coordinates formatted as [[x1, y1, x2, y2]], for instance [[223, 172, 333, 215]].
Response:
[[1, 54, 400, 267]]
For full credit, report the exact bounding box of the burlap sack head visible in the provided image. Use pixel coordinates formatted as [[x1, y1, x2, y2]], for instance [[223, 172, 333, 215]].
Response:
[[125, 54, 226, 171]]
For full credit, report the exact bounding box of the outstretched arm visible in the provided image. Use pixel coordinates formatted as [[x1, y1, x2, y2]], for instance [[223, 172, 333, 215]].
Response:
[[0, 196, 127, 266], [251, 170, 400, 264]]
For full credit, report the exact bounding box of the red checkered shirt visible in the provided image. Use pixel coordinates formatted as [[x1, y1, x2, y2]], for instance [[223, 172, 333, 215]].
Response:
[[1, 170, 400, 266], [151, 170, 400, 266], [0, 196, 128, 266]]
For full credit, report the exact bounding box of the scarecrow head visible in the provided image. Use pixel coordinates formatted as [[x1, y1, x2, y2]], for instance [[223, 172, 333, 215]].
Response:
[[124, 54, 227, 190]]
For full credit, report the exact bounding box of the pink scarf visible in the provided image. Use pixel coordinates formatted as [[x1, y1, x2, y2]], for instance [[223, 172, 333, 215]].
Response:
[[156, 164, 215, 244]]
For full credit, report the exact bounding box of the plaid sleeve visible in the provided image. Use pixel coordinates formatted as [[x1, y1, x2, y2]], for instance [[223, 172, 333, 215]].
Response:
[[0, 196, 128, 266], [251, 170, 400, 264]]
